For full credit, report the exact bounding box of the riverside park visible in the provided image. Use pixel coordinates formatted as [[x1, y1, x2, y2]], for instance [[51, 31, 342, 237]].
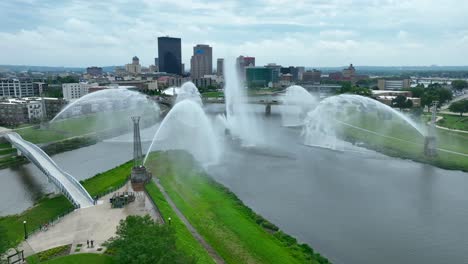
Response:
[[1, 69, 468, 264]]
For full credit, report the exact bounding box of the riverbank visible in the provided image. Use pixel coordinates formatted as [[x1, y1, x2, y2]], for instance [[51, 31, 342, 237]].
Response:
[[145, 151, 330, 264], [0, 160, 132, 252], [339, 113, 468, 172]]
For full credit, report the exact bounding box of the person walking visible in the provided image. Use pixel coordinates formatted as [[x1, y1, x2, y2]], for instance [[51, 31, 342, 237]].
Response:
[[91, 240, 94, 248], [87, 240, 89, 248]]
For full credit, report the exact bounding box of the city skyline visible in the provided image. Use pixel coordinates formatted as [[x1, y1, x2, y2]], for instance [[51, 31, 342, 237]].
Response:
[[0, 0, 467, 67]]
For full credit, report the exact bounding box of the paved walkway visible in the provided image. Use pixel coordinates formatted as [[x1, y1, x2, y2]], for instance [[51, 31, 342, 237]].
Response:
[[152, 178, 225, 264], [19, 183, 160, 256]]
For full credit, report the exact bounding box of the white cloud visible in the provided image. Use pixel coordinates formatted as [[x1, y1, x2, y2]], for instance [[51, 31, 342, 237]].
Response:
[[0, 0, 467, 66]]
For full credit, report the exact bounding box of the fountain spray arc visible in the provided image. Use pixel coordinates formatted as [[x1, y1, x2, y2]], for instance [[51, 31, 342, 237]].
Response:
[[424, 101, 438, 157], [131, 116, 150, 189]]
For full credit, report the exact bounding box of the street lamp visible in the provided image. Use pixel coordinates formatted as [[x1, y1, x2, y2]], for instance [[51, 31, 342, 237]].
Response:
[[23, 220, 27, 239]]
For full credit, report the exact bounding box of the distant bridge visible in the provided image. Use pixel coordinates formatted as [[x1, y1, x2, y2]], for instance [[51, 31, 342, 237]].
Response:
[[3, 132, 94, 208]]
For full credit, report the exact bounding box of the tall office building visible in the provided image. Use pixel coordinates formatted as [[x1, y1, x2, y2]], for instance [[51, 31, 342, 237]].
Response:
[[158, 36, 182, 75], [217, 58, 224, 77], [125, 56, 142, 74], [190, 44, 213, 79]]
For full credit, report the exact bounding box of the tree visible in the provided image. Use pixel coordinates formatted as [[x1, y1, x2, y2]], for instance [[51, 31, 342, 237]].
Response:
[[338, 82, 372, 97], [420, 86, 453, 112], [409, 84, 425, 97], [108, 215, 195, 264], [392, 95, 413, 110], [451, 80, 468, 91], [448, 99, 468, 117]]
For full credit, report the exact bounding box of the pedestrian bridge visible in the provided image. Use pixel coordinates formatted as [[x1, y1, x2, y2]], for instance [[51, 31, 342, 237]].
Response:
[[3, 132, 94, 208]]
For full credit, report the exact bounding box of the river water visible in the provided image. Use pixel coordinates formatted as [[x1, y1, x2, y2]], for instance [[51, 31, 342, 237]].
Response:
[[1, 105, 468, 264]]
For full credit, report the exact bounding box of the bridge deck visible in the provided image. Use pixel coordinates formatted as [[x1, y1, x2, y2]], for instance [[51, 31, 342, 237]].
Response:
[[4, 133, 94, 208]]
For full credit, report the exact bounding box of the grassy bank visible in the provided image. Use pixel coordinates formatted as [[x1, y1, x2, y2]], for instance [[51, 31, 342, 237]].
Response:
[[80, 161, 132, 197], [436, 113, 468, 131], [202, 91, 224, 98], [339, 111, 468, 172], [0, 196, 74, 250], [16, 108, 158, 144], [145, 183, 215, 263], [41, 254, 114, 264], [146, 151, 328, 264]]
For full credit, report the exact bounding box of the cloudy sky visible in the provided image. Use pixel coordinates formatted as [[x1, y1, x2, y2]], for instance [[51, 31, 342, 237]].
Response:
[[0, 0, 467, 67]]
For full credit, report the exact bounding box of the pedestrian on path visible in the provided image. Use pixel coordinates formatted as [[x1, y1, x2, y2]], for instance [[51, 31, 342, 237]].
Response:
[[87, 240, 89, 248], [91, 240, 94, 248]]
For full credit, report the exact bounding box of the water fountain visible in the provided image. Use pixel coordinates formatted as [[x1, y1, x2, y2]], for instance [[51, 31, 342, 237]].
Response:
[[221, 59, 264, 146], [175, 81, 202, 105], [49, 88, 160, 137], [280, 85, 318, 127], [51, 89, 159, 122], [144, 100, 221, 166], [303, 94, 426, 150]]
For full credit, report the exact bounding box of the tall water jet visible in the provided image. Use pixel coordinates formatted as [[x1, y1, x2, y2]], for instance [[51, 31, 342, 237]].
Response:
[[175, 81, 202, 105], [222, 58, 263, 146], [144, 100, 220, 166], [303, 94, 426, 150], [280, 85, 318, 127]]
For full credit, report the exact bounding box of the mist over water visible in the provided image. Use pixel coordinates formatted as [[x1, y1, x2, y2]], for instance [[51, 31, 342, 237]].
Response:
[[280, 85, 318, 127], [303, 94, 426, 150]]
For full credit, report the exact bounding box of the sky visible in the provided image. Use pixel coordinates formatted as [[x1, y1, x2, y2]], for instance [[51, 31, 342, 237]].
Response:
[[0, 0, 467, 68]]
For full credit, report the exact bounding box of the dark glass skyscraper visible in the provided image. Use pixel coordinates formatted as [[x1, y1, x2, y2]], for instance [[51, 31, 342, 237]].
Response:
[[157, 36, 182, 75]]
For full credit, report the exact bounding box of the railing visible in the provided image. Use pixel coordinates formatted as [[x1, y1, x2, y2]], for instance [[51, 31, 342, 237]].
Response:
[[4, 133, 93, 208], [92, 178, 130, 201], [26, 207, 75, 238]]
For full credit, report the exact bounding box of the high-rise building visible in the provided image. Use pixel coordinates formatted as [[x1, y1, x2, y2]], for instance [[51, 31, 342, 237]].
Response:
[[125, 56, 142, 74], [158, 36, 182, 75], [246, 66, 279, 88], [236, 56, 255, 81], [342, 64, 356, 78], [217, 58, 224, 77], [302, 69, 322, 83], [190, 44, 213, 79]]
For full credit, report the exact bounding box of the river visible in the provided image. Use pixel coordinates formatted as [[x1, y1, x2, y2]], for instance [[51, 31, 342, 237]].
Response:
[[1, 105, 468, 264]]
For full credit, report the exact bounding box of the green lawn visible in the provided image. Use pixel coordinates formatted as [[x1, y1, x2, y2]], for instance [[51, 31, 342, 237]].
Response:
[[81, 161, 133, 197], [15, 108, 157, 144], [42, 253, 115, 264], [146, 152, 326, 264], [145, 182, 215, 264], [0, 196, 74, 249], [339, 111, 468, 171], [202, 91, 224, 98], [436, 114, 468, 131]]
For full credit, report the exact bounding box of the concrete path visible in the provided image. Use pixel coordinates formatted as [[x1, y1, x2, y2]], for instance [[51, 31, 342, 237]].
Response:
[[152, 178, 225, 264], [19, 183, 160, 256]]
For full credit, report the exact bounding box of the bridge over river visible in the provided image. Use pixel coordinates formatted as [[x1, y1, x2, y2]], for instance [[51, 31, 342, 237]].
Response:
[[2, 132, 94, 208]]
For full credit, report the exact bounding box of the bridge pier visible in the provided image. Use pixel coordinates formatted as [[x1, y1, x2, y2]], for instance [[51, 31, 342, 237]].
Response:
[[265, 104, 271, 116]]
